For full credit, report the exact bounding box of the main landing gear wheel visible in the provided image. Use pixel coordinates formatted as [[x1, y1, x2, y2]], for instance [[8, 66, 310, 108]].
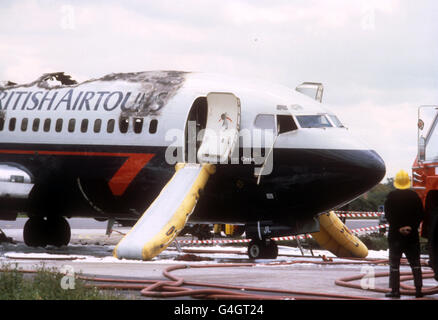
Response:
[[46, 217, 71, 247], [23, 217, 71, 247], [23, 217, 47, 247], [247, 239, 278, 259]]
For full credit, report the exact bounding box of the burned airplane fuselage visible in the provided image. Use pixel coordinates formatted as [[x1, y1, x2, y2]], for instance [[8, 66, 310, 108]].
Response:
[[0, 71, 385, 237]]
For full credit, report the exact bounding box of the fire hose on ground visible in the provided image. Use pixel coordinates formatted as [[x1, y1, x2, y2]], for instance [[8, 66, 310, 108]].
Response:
[[1, 210, 435, 300], [3, 252, 438, 299], [7, 255, 437, 300], [80, 262, 376, 300], [78, 257, 438, 300]]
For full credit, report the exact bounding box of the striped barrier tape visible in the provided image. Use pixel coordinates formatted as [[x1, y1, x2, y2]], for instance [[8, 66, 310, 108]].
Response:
[[350, 223, 389, 234], [333, 211, 384, 218], [112, 212, 387, 243], [177, 238, 251, 245], [177, 224, 390, 244]]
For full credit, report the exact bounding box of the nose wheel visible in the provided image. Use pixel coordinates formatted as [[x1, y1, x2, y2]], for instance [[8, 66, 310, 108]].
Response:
[[247, 239, 278, 259]]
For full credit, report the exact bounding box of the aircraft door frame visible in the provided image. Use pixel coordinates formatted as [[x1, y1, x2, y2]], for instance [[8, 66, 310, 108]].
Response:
[[184, 92, 241, 164]]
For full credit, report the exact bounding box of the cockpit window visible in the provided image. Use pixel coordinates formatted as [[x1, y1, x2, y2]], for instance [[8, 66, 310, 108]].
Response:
[[328, 115, 344, 128], [277, 115, 298, 134], [296, 115, 332, 128], [254, 114, 275, 130]]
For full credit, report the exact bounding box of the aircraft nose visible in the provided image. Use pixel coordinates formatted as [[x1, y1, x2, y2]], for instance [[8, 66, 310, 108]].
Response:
[[261, 148, 386, 218], [343, 149, 386, 196], [358, 150, 386, 185], [316, 149, 386, 214]]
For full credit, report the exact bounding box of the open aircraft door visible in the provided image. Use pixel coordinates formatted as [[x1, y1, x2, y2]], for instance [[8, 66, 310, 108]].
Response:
[[295, 82, 324, 102], [197, 93, 241, 164]]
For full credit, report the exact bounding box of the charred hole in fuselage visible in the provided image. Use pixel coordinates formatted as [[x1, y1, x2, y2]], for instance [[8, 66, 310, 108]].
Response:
[[149, 119, 158, 134], [133, 117, 143, 134], [185, 97, 208, 162], [119, 115, 129, 133]]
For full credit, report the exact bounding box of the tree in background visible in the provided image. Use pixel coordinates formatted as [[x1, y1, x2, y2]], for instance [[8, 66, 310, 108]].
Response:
[[340, 178, 395, 211]]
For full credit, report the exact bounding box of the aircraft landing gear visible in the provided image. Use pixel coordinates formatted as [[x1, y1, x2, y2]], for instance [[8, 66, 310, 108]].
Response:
[[46, 217, 71, 247], [23, 217, 71, 247], [247, 239, 278, 259]]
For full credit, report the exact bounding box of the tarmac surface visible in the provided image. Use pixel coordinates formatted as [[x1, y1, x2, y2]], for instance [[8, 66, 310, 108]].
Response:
[[0, 218, 437, 300]]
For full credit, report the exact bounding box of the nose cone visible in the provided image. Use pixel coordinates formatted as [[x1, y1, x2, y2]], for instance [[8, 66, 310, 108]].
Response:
[[308, 148, 386, 214], [260, 147, 386, 219], [330, 149, 386, 205], [355, 150, 386, 188]]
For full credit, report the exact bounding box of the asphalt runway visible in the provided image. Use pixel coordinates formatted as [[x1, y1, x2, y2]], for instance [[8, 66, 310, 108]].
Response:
[[0, 218, 436, 301]]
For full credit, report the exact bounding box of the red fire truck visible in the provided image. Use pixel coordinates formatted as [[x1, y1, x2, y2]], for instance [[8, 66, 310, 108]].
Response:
[[412, 105, 438, 279]]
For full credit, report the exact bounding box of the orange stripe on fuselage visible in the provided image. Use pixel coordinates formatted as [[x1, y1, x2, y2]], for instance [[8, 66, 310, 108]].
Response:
[[0, 149, 155, 196], [107, 153, 155, 196]]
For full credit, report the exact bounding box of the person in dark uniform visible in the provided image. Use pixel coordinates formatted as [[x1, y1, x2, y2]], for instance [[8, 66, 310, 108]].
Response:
[[384, 170, 424, 298]]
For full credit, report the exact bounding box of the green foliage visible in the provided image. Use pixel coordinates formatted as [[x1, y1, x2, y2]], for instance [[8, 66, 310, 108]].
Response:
[[0, 264, 123, 300], [340, 178, 396, 212], [358, 234, 389, 251]]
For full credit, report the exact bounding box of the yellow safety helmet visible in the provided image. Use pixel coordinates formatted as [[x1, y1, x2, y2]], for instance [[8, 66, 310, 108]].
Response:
[[393, 170, 411, 189]]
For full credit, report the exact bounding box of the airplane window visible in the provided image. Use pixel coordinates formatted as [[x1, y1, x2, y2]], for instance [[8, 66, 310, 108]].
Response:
[[43, 118, 51, 132], [107, 119, 115, 133], [81, 119, 88, 133], [0, 118, 4, 131], [149, 119, 158, 134], [329, 115, 344, 128], [133, 117, 143, 134], [55, 119, 63, 132], [32, 119, 40, 132], [9, 118, 16, 131], [21, 118, 28, 132], [296, 115, 332, 128], [277, 115, 298, 134], [254, 114, 275, 130], [94, 119, 102, 133], [119, 117, 129, 133], [68, 119, 75, 132]]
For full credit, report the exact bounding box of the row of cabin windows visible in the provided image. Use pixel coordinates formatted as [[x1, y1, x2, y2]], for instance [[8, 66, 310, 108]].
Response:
[[0, 117, 158, 134]]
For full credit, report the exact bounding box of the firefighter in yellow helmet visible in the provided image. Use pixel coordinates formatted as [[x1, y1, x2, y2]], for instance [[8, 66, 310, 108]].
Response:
[[384, 170, 425, 298]]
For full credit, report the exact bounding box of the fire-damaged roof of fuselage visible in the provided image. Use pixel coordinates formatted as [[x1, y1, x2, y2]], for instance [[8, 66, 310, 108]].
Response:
[[0, 71, 190, 117]]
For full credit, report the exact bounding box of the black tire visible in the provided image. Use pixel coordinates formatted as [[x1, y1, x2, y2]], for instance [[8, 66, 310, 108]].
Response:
[[248, 240, 264, 259], [247, 240, 278, 259], [265, 240, 278, 259], [23, 217, 48, 247], [46, 217, 71, 247]]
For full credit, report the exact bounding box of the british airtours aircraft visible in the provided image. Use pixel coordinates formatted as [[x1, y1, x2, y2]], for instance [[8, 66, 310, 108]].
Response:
[[0, 71, 385, 260]]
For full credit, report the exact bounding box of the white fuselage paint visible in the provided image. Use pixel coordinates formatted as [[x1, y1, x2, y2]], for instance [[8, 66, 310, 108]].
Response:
[[0, 72, 369, 154]]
